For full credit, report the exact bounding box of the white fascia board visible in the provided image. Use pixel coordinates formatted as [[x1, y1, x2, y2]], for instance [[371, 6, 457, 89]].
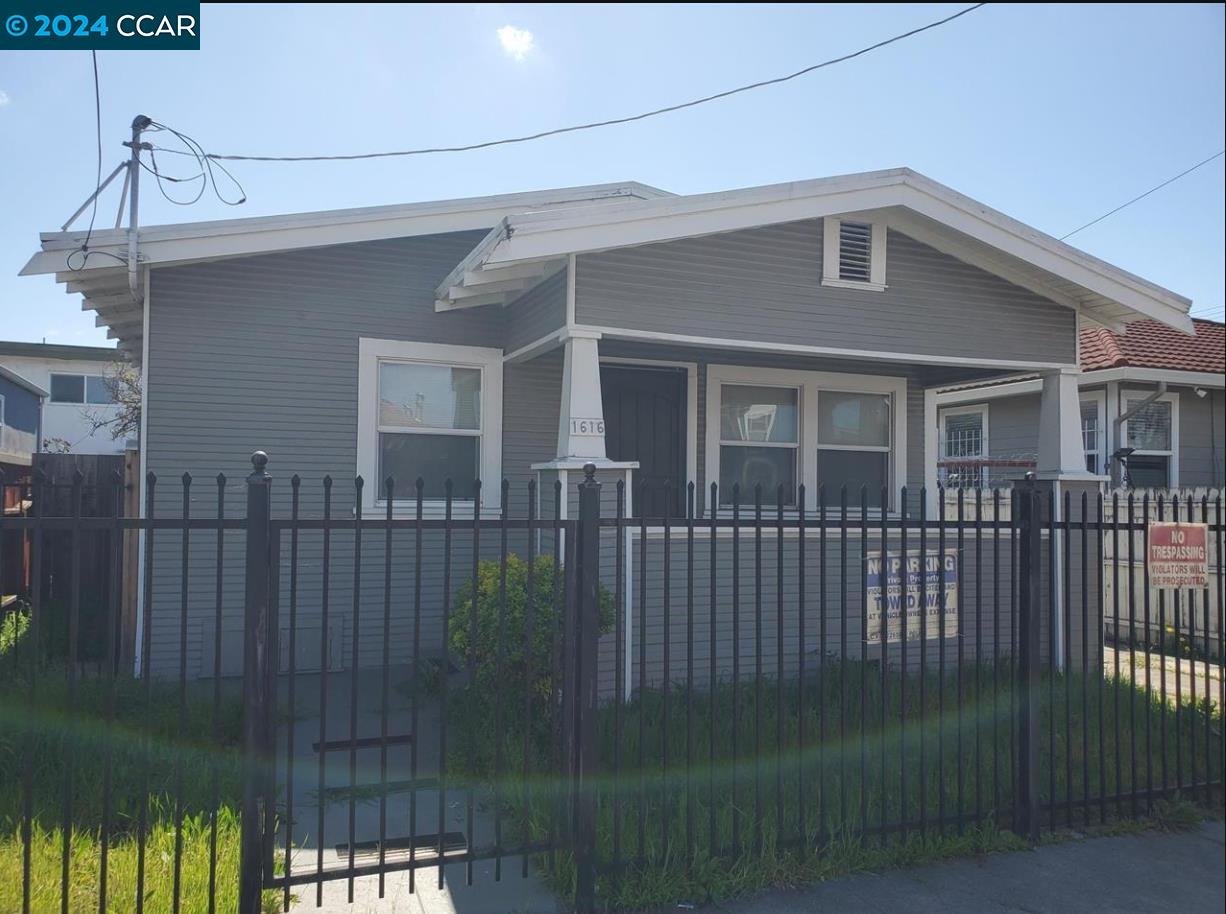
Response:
[[484, 181, 906, 267], [475, 168, 1192, 332], [935, 378, 1044, 405], [1083, 367, 1225, 388], [584, 325, 1076, 372], [895, 177, 1194, 333], [23, 182, 670, 277], [932, 366, 1225, 407]]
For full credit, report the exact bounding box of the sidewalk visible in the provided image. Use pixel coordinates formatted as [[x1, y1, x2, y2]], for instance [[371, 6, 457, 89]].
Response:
[[705, 820, 1225, 914]]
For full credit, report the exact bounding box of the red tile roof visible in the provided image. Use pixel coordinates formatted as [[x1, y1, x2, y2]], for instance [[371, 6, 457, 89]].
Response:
[[1080, 318, 1225, 374]]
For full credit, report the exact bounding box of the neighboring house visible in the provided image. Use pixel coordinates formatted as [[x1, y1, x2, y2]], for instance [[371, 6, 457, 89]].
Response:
[[0, 341, 127, 455], [0, 363, 46, 475], [0, 366, 44, 603], [933, 319, 1225, 490], [22, 169, 1199, 677]]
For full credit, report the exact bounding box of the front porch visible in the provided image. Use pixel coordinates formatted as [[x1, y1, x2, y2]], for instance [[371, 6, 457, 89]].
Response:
[[513, 331, 1104, 519]]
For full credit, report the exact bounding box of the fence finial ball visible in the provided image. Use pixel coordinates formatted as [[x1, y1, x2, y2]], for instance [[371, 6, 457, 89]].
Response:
[[583, 462, 597, 482], [251, 451, 269, 472]]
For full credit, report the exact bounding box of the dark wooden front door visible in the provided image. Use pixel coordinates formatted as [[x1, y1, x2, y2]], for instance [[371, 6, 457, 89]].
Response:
[[601, 365, 686, 517]]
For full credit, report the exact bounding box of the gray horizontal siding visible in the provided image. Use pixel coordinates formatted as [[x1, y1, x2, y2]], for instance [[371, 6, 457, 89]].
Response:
[[503, 349, 563, 494], [576, 222, 1076, 365], [144, 231, 502, 678], [594, 523, 1097, 699], [504, 270, 567, 354], [1178, 385, 1225, 488]]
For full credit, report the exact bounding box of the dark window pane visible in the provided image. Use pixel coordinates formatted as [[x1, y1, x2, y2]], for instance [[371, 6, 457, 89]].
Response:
[[86, 375, 114, 405], [379, 433, 479, 499], [1125, 400, 1171, 451], [50, 374, 85, 404], [1126, 454, 1169, 489], [718, 445, 795, 505], [817, 449, 887, 507]]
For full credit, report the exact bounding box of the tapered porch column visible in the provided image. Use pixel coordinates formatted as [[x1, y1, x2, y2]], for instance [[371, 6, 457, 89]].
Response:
[[1035, 367, 1104, 674], [556, 330, 608, 461], [1037, 367, 1091, 477]]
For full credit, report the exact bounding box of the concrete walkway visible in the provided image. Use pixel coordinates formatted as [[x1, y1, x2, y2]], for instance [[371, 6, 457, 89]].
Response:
[[711, 820, 1225, 914], [277, 667, 562, 914]]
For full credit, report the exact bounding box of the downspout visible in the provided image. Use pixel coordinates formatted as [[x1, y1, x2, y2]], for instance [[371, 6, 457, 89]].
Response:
[[1111, 382, 1167, 485]]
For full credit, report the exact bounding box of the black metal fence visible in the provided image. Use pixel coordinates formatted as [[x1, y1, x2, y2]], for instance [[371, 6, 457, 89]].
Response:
[[0, 455, 1221, 914]]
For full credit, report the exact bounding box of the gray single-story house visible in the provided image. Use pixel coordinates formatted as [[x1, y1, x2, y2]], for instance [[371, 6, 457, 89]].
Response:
[[24, 169, 1201, 680], [933, 318, 1224, 491]]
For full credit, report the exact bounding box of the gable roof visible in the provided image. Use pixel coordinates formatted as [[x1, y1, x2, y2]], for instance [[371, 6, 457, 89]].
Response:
[[438, 168, 1195, 336], [19, 181, 671, 360], [1079, 318, 1224, 373]]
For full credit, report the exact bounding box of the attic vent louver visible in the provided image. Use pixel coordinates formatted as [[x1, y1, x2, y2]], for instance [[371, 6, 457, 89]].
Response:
[[838, 220, 873, 283]]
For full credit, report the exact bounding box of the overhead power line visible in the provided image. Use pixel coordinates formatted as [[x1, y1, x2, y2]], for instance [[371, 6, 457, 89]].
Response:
[[149, 3, 987, 164], [66, 50, 106, 271], [1060, 150, 1225, 241]]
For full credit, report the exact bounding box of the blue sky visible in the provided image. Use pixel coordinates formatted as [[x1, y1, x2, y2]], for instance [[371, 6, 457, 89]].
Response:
[[1, 3, 1223, 348]]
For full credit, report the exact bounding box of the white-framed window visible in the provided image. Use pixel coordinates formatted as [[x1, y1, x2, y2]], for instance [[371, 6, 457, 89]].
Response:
[[1120, 389, 1178, 489], [0, 393, 6, 430], [717, 383, 800, 506], [705, 365, 906, 511], [939, 404, 989, 489], [357, 338, 503, 511], [1079, 391, 1106, 476], [49, 373, 114, 405], [821, 216, 887, 291]]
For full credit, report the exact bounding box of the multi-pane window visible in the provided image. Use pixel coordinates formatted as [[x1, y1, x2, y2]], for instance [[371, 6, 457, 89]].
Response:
[[816, 391, 891, 506], [717, 384, 798, 505], [1080, 400, 1101, 474], [49, 373, 114, 405], [711, 371, 902, 510], [940, 407, 987, 489], [1124, 396, 1174, 488], [377, 362, 482, 499]]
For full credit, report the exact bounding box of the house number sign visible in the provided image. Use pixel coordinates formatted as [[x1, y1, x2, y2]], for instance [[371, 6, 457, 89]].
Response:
[[570, 418, 605, 436]]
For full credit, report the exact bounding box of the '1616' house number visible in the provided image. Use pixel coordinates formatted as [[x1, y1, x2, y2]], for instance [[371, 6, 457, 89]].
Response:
[[570, 418, 605, 436]]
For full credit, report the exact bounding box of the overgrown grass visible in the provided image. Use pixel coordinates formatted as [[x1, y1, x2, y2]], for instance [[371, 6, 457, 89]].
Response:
[[0, 607, 280, 913], [448, 659, 1224, 909]]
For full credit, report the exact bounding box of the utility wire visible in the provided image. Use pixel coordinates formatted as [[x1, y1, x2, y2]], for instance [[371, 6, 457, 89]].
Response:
[[144, 120, 247, 205], [1060, 150, 1225, 241], [149, 3, 987, 164], [67, 50, 109, 270]]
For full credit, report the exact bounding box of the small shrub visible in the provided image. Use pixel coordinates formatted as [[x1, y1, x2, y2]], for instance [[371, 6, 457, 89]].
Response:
[[447, 554, 613, 706], [0, 604, 30, 659]]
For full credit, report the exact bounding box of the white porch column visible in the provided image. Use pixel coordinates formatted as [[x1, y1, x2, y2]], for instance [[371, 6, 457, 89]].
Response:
[[556, 330, 608, 461], [1037, 367, 1090, 477]]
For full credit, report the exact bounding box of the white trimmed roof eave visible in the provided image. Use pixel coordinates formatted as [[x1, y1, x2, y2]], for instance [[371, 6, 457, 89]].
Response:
[[438, 168, 1194, 334], [21, 181, 672, 361]]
